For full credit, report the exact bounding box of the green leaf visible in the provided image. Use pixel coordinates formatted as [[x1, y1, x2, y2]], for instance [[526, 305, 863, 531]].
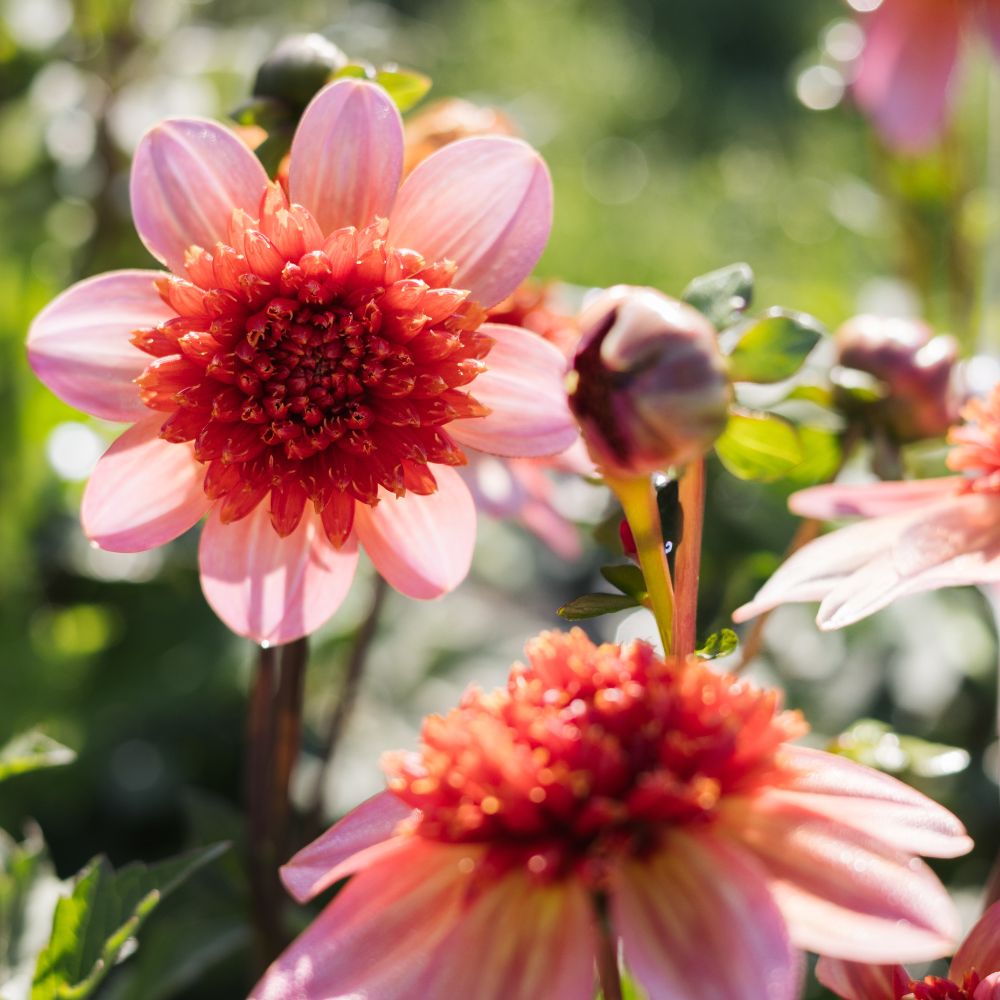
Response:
[[31, 844, 229, 1000], [714, 411, 803, 482], [599, 564, 647, 601], [0, 732, 75, 784], [695, 628, 739, 660], [252, 130, 293, 179], [829, 719, 970, 779], [333, 62, 374, 81], [558, 593, 640, 621], [1, 826, 62, 994], [785, 425, 842, 487], [228, 96, 288, 130], [374, 68, 432, 112], [785, 383, 834, 408], [681, 262, 754, 330], [726, 308, 825, 384]]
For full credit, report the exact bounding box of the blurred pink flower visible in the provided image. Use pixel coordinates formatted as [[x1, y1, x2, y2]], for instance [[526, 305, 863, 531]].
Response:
[[852, 0, 1000, 153], [818, 899, 1000, 999], [251, 629, 970, 1000], [27, 79, 578, 644], [733, 386, 1000, 630]]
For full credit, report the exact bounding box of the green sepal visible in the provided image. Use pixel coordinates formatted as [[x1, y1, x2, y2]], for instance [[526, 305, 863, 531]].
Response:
[[695, 628, 739, 660]]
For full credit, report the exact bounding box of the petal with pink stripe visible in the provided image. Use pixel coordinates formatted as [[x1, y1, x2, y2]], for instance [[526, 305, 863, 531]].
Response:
[[199, 506, 359, 644], [27, 269, 168, 422], [82, 416, 210, 552]]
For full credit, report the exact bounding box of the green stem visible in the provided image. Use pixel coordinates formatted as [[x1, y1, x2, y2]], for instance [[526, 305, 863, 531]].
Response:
[[672, 459, 705, 659], [608, 473, 674, 656]]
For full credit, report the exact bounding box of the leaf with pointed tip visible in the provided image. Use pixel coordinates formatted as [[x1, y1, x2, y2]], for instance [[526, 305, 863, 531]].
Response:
[[558, 593, 640, 621], [30, 844, 229, 1000], [695, 628, 739, 660], [681, 263, 754, 330], [0, 732, 75, 784], [714, 410, 803, 482], [726, 308, 825, 384], [374, 68, 432, 112], [599, 564, 647, 601]]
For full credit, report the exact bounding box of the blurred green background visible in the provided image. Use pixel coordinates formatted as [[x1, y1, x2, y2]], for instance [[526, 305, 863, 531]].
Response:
[[1, 0, 997, 997]]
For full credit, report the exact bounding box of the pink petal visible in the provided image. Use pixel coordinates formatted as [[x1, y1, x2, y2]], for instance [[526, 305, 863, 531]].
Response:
[[389, 137, 552, 307], [815, 956, 907, 1000], [199, 506, 359, 644], [27, 269, 169, 422], [853, 0, 962, 152], [281, 792, 415, 902], [817, 493, 1000, 629], [789, 477, 962, 520], [449, 324, 578, 458], [250, 839, 474, 1000], [731, 514, 908, 623], [952, 901, 1000, 981], [610, 830, 799, 1000], [975, 973, 1000, 1000], [354, 466, 475, 599], [288, 79, 403, 233], [769, 745, 972, 858], [82, 416, 210, 552], [414, 872, 597, 1000], [725, 800, 962, 962], [130, 117, 269, 273]]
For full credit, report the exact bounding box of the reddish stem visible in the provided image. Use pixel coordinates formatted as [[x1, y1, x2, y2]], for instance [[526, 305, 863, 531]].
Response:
[[673, 459, 705, 659]]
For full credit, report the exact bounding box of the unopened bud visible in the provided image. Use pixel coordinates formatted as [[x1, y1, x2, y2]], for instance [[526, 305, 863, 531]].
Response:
[[253, 34, 349, 112], [569, 286, 732, 477], [834, 315, 958, 442]]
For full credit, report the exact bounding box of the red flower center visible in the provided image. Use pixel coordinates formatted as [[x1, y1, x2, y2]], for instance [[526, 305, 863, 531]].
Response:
[[947, 387, 1000, 495], [132, 184, 493, 542], [908, 970, 980, 999], [383, 629, 804, 881]]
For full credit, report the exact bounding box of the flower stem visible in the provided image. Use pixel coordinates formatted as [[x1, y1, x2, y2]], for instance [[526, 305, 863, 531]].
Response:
[[246, 636, 308, 966], [607, 473, 674, 656], [672, 459, 705, 659], [595, 909, 623, 1000], [304, 575, 390, 838]]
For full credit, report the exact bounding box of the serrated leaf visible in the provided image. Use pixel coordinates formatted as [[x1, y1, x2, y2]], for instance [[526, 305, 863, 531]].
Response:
[[681, 263, 754, 330], [1, 826, 63, 997], [558, 593, 640, 621], [726, 308, 825, 384], [695, 628, 739, 660], [828, 719, 970, 779], [0, 732, 75, 784], [714, 410, 803, 482], [374, 68, 432, 112], [599, 564, 647, 601], [30, 844, 229, 1000]]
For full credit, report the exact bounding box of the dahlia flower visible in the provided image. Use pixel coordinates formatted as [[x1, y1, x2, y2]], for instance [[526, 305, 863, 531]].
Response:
[[851, 0, 1000, 153], [27, 78, 577, 643], [251, 629, 970, 1000], [818, 900, 1000, 999], [733, 386, 1000, 631]]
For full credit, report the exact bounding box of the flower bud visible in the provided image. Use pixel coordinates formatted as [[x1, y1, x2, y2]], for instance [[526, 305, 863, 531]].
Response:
[[834, 315, 958, 442], [253, 34, 349, 112], [569, 286, 732, 477]]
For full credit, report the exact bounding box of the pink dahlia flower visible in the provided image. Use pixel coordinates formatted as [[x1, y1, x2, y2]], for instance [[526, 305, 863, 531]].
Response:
[[852, 0, 1000, 153], [27, 79, 578, 644], [250, 629, 970, 1000], [733, 386, 1000, 631], [818, 900, 1000, 999]]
